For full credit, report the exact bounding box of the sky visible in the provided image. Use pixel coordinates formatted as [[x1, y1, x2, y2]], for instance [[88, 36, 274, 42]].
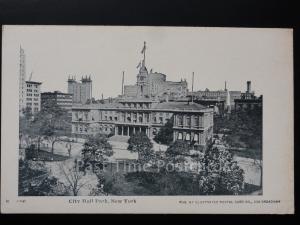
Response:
[[2, 26, 293, 99]]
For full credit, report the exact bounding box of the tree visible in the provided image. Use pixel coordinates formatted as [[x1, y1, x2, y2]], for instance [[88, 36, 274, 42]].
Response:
[[81, 133, 113, 173], [165, 140, 191, 157], [214, 109, 262, 151], [19, 159, 68, 196], [28, 101, 71, 155], [127, 132, 154, 162], [65, 141, 74, 157], [154, 119, 174, 145], [197, 146, 245, 195], [59, 160, 89, 196]]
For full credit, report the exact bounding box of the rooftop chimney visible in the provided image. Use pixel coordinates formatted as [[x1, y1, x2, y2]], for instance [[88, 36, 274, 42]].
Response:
[[247, 81, 251, 93]]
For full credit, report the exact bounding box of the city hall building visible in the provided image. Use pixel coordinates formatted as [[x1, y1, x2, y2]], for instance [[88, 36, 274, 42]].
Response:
[[71, 99, 214, 147], [123, 42, 188, 100]]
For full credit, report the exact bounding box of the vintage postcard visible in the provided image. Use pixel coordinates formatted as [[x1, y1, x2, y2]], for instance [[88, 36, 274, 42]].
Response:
[[1, 25, 294, 213]]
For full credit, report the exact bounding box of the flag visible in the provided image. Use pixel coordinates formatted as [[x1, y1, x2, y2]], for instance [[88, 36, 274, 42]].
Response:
[[136, 61, 141, 69]]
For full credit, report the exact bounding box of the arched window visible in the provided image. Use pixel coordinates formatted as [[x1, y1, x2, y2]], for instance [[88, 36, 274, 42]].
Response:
[[178, 132, 183, 140], [194, 134, 199, 141], [186, 133, 190, 141]]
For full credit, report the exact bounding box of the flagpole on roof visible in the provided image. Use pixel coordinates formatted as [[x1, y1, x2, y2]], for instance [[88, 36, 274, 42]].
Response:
[[141, 41, 146, 65], [144, 41, 146, 64]]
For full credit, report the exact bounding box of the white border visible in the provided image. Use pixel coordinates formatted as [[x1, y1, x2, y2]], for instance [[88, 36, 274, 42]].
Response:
[[1, 26, 294, 214]]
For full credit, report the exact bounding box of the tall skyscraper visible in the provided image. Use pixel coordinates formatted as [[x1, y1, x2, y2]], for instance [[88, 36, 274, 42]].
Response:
[[25, 81, 42, 114], [68, 75, 92, 104], [19, 46, 26, 113], [19, 47, 42, 115]]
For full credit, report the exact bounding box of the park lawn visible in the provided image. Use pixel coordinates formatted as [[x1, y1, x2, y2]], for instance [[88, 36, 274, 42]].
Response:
[[32, 149, 69, 161]]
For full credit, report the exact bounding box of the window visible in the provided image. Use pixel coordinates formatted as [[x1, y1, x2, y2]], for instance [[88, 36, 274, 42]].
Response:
[[152, 128, 157, 135], [193, 116, 199, 125], [178, 115, 183, 126], [159, 117, 163, 124], [178, 132, 183, 140], [186, 116, 191, 126], [194, 134, 199, 141], [186, 133, 190, 141]]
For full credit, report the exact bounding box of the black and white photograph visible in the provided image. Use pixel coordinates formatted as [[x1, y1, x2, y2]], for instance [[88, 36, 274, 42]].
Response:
[[1, 25, 293, 213], [16, 26, 263, 196]]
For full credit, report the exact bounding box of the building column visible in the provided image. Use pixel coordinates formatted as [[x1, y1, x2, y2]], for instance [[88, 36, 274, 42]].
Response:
[[133, 127, 136, 134], [121, 126, 124, 136], [127, 126, 130, 136], [115, 126, 117, 135], [139, 127, 142, 132]]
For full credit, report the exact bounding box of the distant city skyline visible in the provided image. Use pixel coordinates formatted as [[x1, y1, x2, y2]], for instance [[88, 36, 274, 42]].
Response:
[[3, 26, 292, 99]]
